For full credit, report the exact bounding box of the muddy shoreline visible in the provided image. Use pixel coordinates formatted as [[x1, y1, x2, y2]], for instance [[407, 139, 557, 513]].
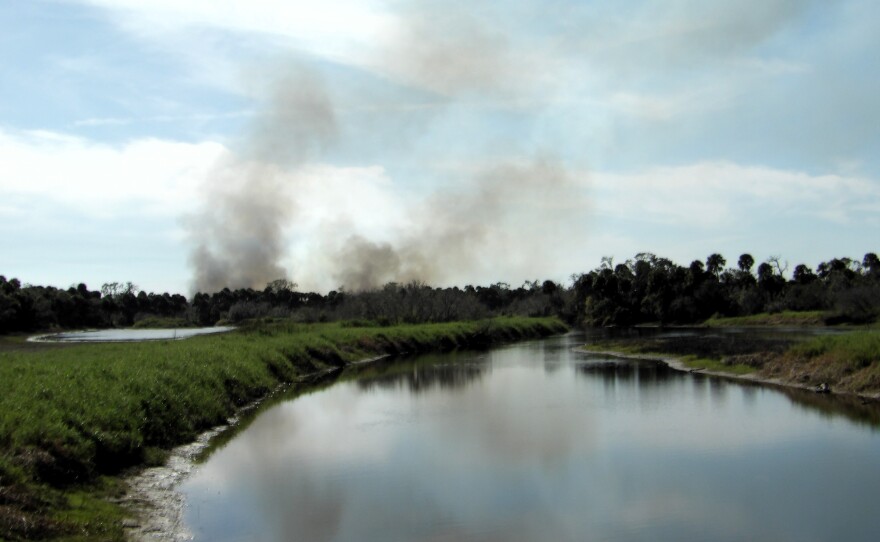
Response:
[[118, 356, 389, 541], [119, 386, 284, 541], [579, 347, 880, 402]]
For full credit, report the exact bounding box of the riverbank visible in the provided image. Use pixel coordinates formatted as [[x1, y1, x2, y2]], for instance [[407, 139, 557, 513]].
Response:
[[703, 310, 828, 327], [579, 348, 822, 395], [0, 317, 566, 541], [122, 355, 391, 541], [580, 327, 880, 400]]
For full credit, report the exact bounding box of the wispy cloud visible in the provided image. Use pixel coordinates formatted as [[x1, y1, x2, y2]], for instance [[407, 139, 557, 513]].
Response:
[[2, 124, 878, 290], [0, 127, 224, 218], [4, 1, 877, 293], [74, 0, 393, 66], [71, 109, 255, 127], [67, 0, 818, 99], [593, 161, 880, 227]]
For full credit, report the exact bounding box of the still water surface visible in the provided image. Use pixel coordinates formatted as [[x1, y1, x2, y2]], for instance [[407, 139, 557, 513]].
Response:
[[182, 332, 880, 541], [30, 327, 234, 342]]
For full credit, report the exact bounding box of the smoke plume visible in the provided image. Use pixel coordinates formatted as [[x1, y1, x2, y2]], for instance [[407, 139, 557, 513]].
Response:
[[188, 66, 336, 293], [379, 0, 519, 96], [330, 156, 585, 291], [187, 7, 591, 294]]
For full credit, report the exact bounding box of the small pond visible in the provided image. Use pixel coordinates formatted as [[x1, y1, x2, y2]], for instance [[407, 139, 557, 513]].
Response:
[[29, 326, 234, 343]]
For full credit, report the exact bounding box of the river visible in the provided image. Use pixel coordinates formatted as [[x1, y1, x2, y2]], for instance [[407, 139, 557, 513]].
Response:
[[179, 331, 880, 541]]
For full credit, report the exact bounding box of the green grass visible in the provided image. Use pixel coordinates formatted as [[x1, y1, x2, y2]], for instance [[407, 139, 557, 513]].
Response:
[[580, 343, 645, 356], [582, 344, 757, 376], [0, 317, 565, 540], [754, 329, 880, 394], [586, 327, 880, 393], [50, 478, 128, 542], [704, 310, 826, 327], [789, 329, 880, 370], [677, 355, 757, 375], [130, 317, 192, 329]]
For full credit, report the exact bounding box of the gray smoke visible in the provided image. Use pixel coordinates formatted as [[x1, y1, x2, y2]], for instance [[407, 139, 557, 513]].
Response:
[[331, 156, 584, 291], [188, 65, 336, 293], [332, 237, 405, 293], [187, 4, 595, 294], [380, 0, 519, 96], [322, 2, 586, 291]]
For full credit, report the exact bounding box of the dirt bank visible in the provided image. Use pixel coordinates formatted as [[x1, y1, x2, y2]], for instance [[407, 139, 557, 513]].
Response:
[[579, 347, 880, 402]]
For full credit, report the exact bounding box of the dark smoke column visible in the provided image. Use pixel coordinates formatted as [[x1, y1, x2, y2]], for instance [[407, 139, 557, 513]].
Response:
[[187, 65, 337, 293]]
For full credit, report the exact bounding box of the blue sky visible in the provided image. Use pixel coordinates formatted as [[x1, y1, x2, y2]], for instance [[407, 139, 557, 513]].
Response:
[[1, 0, 878, 294]]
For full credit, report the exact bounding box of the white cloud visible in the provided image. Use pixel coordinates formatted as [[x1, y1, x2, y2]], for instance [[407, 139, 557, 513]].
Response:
[[76, 0, 393, 65], [290, 164, 407, 238], [4, 125, 877, 291], [606, 91, 699, 121], [59, 0, 835, 142], [0, 127, 224, 218], [594, 161, 880, 227], [734, 57, 812, 76], [71, 109, 255, 128]]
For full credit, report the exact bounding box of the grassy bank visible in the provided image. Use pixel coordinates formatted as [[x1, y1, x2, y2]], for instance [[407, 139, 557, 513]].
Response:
[[765, 329, 880, 394], [0, 317, 565, 541], [583, 328, 792, 373], [580, 344, 759, 376], [704, 310, 827, 327], [584, 326, 880, 397]]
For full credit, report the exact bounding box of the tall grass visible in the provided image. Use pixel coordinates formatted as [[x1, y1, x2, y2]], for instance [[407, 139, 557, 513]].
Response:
[[790, 330, 880, 370], [704, 310, 827, 327], [758, 329, 880, 396], [0, 317, 565, 540]]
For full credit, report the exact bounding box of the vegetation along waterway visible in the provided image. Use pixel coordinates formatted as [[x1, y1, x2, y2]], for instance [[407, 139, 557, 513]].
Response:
[[582, 324, 880, 400], [0, 317, 565, 541], [178, 331, 880, 541]]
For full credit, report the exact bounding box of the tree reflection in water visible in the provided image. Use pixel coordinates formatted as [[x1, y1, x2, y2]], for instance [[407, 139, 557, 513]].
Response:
[[352, 354, 486, 394]]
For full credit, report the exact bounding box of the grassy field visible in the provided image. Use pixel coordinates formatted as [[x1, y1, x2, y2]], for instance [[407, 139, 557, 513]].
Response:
[[703, 310, 827, 327], [0, 317, 566, 541]]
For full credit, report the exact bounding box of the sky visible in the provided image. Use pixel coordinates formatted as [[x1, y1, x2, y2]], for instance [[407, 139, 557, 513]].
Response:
[[1, 0, 878, 294]]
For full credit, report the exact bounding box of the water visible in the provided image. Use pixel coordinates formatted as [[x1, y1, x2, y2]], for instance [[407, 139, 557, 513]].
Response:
[[181, 332, 880, 541], [30, 326, 234, 342]]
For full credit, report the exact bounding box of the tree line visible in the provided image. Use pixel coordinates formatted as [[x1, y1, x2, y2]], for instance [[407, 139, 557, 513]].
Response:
[[0, 276, 570, 333], [1, 252, 878, 333], [0, 279, 189, 333], [572, 252, 880, 326]]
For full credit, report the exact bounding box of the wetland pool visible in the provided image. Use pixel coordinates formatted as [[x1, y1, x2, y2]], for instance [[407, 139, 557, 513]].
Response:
[[29, 326, 234, 342]]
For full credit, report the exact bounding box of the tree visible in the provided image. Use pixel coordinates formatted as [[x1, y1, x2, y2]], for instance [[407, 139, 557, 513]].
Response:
[[688, 259, 705, 278], [757, 262, 774, 284], [792, 264, 817, 285], [101, 281, 137, 299], [0, 291, 21, 332], [706, 253, 726, 279], [541, 280, 559, 295], [767, 255, 788, 277], [757, 262, 785, 298], [266, 278, 297, 294], [863, 253, 880, 278], [818, 258, 857, 283], [737, 254, 755, 273]]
